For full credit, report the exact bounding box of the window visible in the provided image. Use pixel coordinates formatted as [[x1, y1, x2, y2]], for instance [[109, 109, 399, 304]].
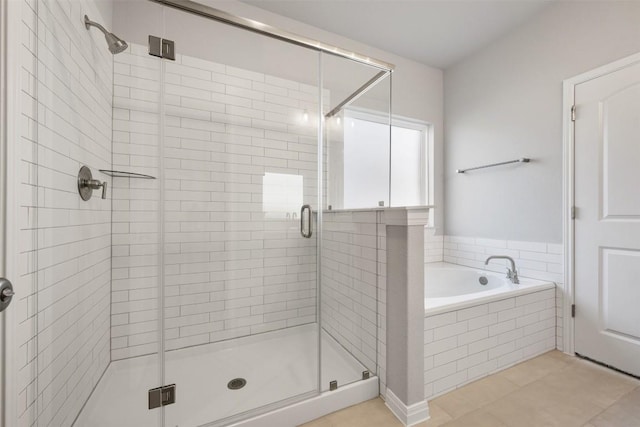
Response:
[[262, 172, 303, 219], [335, 109, 431, 209], [343, 115, 390, 209]]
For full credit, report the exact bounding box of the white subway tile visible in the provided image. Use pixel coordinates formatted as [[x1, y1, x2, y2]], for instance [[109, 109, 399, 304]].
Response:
[[458, 327, 489, 346], [506, 240, 547, 253], [425, 312, 457, 330], [434, 346, 469, 366], [434, 321, 468, 341], [457, 304, 489, 321]]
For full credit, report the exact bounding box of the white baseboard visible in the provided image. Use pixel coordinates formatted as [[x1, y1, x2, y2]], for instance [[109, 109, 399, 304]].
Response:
[[384, 388, 429, 426]]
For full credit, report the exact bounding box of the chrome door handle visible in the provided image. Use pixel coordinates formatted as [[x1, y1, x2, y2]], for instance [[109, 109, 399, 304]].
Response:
[[300, 205, 312, 238], [0, 278, 14, 312]]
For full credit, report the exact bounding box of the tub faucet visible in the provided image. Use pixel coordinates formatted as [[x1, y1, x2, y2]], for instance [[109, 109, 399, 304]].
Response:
[[485, 256, 519, 284]]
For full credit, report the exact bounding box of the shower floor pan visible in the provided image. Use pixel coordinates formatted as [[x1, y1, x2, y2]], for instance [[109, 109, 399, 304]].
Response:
[[74, 324, 378, 427]]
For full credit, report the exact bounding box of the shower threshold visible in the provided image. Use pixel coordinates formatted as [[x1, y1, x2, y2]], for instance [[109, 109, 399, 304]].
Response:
[[74, 324, 378, 427]]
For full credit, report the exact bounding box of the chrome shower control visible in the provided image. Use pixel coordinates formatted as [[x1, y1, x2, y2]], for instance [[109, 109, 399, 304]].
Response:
[[78, 166, 108, 201]]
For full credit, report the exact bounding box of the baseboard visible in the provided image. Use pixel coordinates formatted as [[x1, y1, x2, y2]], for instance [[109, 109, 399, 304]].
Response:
[[384, 388, 429, 426]]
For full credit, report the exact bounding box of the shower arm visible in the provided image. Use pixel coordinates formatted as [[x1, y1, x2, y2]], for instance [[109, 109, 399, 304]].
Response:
[[84, 16, 109, 36], [84, 14, 128, 54]]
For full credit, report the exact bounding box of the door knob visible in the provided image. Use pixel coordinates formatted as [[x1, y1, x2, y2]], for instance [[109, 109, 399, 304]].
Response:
[[0, 278, 14, 312]]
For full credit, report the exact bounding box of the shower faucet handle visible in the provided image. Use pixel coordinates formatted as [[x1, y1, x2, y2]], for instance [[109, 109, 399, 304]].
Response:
[[97, 180, 108, 199], [81, 178, 108, 199], [77, 166, 108, 200]]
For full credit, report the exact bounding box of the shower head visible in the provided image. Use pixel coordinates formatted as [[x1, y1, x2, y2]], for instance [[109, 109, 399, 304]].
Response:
[[84, 15, 128, 54]]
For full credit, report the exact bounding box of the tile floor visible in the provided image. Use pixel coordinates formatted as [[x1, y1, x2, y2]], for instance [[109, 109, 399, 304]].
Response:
[[300, 351, 640, 427]]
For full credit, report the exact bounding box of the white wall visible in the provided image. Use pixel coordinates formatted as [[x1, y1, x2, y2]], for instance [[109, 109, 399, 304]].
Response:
[[444, 1, 640, 243]]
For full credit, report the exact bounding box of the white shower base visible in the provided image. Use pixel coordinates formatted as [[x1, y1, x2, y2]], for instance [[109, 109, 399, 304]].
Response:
[[74, 324, 376, 427]]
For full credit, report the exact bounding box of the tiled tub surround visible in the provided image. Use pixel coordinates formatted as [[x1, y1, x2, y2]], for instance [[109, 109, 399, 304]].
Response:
[[423, 264, 556, 399], [17, 0, 113, 426], [427, 235, 565, 351], [110, 43, 327, 359]]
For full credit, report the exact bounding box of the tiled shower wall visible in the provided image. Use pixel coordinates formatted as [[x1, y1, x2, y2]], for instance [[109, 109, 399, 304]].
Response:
[[109, 44, 161, 359], [18, 0, 113, 426], [110, 44, 326, 359], [427, 235, 565, 351], [321, 210, 386, 393]]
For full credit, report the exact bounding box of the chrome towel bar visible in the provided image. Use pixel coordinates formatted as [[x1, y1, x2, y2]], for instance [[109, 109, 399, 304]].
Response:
[[456, 158, 530, 174]]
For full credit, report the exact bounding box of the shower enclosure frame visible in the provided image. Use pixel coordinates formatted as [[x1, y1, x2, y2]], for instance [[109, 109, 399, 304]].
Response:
[[149, 0, 395, 73], [143, 3, 395, 425], [0, 0, 395, 425], [1, 0, 21, 425]]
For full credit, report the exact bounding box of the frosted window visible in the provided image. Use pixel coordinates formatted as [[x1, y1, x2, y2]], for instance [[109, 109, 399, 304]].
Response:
[[391, 126, 423, 207], [343, 116, 426, 209], [343, 118, 390, 209], [263, 173, 303, 219]]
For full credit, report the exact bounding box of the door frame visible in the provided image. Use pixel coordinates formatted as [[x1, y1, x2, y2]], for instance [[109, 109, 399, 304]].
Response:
[[1, 0, 22, 425], [562, 51, 640, 356]]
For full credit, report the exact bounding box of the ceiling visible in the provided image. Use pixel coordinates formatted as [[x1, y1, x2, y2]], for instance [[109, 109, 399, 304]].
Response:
[[241, 0, 553, 68]]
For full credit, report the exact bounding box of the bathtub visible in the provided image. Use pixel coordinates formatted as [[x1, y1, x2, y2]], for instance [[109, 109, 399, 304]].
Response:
[[423, 263, 557, 399], [425, 262, 555, 315]]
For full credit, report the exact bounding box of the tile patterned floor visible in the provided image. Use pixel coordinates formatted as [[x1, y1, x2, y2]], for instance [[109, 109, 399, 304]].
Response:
[[300, 351, 640, 427]]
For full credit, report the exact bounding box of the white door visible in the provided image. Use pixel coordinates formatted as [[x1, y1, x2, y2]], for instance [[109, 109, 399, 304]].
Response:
[[574, 59, 640, 377]]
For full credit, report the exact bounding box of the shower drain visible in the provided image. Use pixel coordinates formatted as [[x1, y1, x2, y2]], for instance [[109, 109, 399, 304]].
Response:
[[227, 378, 247, 390]]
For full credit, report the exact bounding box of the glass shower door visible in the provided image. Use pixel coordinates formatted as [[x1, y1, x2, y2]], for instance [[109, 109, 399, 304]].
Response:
[[158, 5, 322, 426], [320, 52, 391, 391], [24, 1, 164, 426]]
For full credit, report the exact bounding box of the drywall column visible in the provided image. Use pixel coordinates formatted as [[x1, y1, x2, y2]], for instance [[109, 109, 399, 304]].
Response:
[[385, 207, 430, 426]]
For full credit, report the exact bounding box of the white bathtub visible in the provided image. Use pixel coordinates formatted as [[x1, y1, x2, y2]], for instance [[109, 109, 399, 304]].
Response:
[[423, 263, 557, 398], [425, 263, 555, 315]]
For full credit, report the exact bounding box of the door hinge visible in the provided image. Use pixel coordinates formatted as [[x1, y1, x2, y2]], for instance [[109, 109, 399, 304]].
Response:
[[149, 384, 176, 409], [571, 206, 577, 220], [149, 35, 176, 60], [571, 105, 576, 122], [571, 304, 576, 318]]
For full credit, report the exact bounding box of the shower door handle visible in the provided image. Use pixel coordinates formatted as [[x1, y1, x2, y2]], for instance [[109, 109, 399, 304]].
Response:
[[300, 205, 313, 238]]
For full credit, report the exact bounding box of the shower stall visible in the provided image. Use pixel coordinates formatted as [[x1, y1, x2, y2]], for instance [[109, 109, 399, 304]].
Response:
[[1, 0, 393, 426]]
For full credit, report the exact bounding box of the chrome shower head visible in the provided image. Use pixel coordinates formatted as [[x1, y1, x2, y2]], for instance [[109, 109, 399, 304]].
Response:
[[103, 32, 128, 54], [84, 15, 128, 54]]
